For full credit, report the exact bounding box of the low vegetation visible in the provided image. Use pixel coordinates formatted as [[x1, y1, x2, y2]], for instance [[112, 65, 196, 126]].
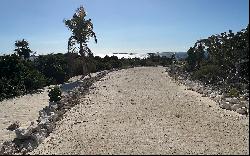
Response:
[[48, 86, 62, 102], [183, 24, 249, 96], [0, 54, 46, 101]]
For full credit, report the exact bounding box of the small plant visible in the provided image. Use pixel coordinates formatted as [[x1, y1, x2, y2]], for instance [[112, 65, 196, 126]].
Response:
[[48, 86, 62, 102], [192, 65, 224, 84], [228, 87, 240, 97]]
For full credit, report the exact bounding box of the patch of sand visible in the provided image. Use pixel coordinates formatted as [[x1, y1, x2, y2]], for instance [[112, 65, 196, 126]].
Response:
[[0, 88, 50, 145]]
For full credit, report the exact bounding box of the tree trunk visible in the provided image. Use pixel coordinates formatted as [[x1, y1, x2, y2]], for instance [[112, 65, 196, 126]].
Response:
[[79, 42, 85, 76], [79, 42, 91, 78]]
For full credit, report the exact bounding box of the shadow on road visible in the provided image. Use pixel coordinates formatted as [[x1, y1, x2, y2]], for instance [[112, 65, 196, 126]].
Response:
[[60, 80, 84, 93]]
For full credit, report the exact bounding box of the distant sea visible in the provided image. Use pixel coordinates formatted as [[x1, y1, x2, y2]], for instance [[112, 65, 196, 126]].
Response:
[[94, 52, 188, 60]]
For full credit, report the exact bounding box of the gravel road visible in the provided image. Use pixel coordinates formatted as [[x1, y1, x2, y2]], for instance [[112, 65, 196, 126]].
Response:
[[31, 67, 249, 155]]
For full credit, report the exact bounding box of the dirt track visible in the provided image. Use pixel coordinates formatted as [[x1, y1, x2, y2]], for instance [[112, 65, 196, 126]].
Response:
[[31, 67, 249, 155]]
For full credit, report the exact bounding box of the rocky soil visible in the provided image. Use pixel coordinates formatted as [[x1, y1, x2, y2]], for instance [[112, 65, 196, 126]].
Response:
[[28, 67, 249, 155], [166, 65, 249, 116]]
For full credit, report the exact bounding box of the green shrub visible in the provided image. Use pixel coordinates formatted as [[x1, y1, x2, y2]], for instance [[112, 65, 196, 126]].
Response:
[[48, 86, 62, 102], [109, 56, 122, 68], [0, 54, 46, 101], [192, 64, 225, 84], [23, 69, 46, 91], [64, 53, 84, 77], [145, 60, 157, 66], [34, 54, 70, 84], [227, 87, 240, 97]]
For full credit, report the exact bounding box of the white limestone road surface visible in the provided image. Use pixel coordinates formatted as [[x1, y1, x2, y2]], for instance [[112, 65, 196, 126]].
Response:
[[31, 67, 249, 155]]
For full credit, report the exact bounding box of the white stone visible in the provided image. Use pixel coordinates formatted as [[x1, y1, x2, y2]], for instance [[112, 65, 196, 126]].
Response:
[[31, 132, 46, 144], [15, 128, 31, 139], [220, 102, 231, 110], [209, 93, 217, 98], [207, 90, 212, 94], [225, 97, 239, 104], [246, 102, 249, 109], [15, 122, 37, 139], [231, 104, 241, 111], [236, 108, 247, 115]]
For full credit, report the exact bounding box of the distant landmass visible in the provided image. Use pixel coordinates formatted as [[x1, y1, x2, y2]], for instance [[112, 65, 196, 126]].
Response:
[[155, 52, 188, 60], [95, 52, 188, 60]]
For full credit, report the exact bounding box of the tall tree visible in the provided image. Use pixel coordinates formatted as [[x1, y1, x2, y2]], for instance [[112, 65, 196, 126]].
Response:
[[64, 5, 97, 76], [14, 39, 32, 59]]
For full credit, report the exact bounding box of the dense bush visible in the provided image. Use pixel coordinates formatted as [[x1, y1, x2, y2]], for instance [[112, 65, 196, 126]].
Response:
[[93, 56, 108, 71], [92, 55, 123, 71], [227, 87, 240, 97], [64, 53, 83, 77], [192, 65, 225, 84], [108, 56, 123, 69], [48, 86, 62, 102], [0, 54, 46, 101], [34, 53, 70, 84], [185, 24, 249, 89]]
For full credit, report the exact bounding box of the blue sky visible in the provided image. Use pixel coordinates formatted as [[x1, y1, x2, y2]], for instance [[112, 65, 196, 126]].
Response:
[[0, 0, 249, 55]]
